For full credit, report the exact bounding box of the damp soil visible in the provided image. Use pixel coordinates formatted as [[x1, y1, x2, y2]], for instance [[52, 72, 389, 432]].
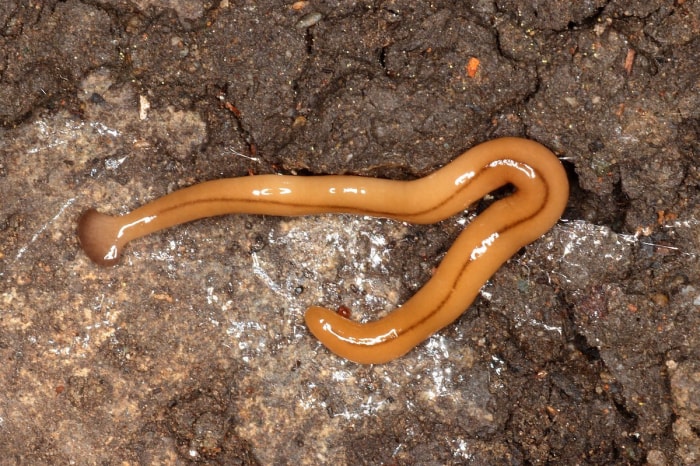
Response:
[[1, 1, 699, 464]]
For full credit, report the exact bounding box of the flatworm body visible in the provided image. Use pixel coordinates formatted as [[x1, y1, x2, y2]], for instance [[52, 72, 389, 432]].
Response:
[[78, 137, 568, 363]]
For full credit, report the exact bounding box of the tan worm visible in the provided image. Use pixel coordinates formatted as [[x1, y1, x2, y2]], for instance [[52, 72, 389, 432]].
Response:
[[78, 137, 568, 364]]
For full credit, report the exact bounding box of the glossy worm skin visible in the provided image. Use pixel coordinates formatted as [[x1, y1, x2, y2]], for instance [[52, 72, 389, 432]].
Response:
[[78, 137, 568, 364]]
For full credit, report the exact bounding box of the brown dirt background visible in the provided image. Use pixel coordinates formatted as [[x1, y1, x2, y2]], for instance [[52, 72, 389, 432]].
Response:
[[1, 0, 699, 464]]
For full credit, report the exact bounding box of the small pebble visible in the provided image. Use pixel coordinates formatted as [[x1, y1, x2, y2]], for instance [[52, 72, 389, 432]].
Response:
[[650, 293, 669, 307], [646, 449, 667, 466], [296, 12, 322, 29]]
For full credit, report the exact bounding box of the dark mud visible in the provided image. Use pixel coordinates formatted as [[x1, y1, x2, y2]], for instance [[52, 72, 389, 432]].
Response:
[[1, 1, 698, 464]]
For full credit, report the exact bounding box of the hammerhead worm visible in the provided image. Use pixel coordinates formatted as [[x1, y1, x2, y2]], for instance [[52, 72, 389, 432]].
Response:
[[78, 137, 568, 364]]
